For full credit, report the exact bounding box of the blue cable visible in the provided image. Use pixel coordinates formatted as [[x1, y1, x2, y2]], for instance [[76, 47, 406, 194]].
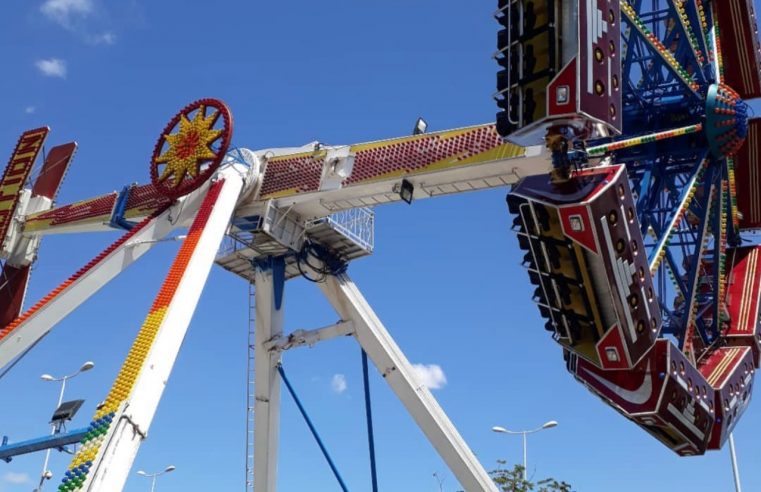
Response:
[[362, 349, 379, 492], [277, 365, 350, 492]]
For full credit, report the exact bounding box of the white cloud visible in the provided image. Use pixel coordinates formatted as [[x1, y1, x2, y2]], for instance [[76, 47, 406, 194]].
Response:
[[331, 374, 347, 394], [89, 31, 116, 45], [25, 106, 36, 114], [412, 363, 447, 390], [3, 472, 30, 484], [40, 0, 93, 29], [35, 58, 67, 78], [40, 0, 117, 45]]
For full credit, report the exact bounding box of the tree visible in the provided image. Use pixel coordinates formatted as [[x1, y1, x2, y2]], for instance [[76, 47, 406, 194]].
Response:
[[488, 460, 574, 492]]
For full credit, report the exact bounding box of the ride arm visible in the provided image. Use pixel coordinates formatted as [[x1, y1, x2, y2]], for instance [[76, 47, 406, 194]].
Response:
[[0, 189, 207, 375], [240, 123, 549, 219], [23, 124, 548, 238], [21, 183, 172, 237]]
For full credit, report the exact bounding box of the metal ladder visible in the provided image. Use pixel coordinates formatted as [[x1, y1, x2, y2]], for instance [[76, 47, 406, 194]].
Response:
[[245, 281, 255, 491]]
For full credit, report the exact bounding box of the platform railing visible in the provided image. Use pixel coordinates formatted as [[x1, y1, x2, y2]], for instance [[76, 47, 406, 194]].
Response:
[[309, 207, 375, 253]]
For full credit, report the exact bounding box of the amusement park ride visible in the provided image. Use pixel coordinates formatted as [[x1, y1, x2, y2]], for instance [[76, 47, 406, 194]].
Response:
[[0, 0, 760, 490]]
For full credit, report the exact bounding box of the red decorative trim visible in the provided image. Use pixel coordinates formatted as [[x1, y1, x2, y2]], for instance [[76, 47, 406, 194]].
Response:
[[259, 154, 323, 197], [345, 126, 503, 186], [31, 142, 76, 199], [150, 99, 233, 199], [0, 204, 170, 339], [0, 264, 31, 329], [0, 128, 49, 241]]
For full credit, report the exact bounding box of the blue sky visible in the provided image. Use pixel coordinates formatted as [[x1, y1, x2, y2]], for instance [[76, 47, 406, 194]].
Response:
[[0, 1, 760, 491]]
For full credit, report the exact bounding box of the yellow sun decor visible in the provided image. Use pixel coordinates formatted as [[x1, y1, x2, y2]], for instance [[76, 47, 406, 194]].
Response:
[[150, 98, 233, 199]]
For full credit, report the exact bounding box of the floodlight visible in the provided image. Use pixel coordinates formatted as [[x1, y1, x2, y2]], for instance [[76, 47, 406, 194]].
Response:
[[412, 117, 428, 135], [51, 399, 85, 424], [399, 179, 414, 205]]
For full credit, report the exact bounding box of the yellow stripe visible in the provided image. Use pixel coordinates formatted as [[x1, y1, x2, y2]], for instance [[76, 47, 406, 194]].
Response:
[[752, 129, 756, 221], [738, 249, 758, 332], [24, 214, 113, 233], [261, 187, 304, 199], [741, 249, 755, 332], [728, 0, 752, 90], [737, 249, 750, 331], [707, 353, 728, 386], [707, 348, 742, 386], [748, 250, 761, 334]]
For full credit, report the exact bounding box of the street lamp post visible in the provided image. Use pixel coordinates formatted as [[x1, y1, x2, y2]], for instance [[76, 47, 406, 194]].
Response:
[[137, 465, 176, 492], [491, 420, 558, 481], [37, 361, 95, 491], [728, 433, 742, 492]]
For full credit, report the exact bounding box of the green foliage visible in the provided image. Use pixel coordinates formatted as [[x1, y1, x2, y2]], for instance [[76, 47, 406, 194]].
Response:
[[488, 460, 574, 492]]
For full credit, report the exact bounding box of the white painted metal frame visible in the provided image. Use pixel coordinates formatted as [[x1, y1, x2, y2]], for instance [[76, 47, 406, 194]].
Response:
[[249, 269, 497, 492], [264, 321, 355, 352], [318, 273, 499, 492], [0, 129, 547, 489], [0, 188, 209, 372], [84, 168, 246, 490], [253, 262, 284, 492]]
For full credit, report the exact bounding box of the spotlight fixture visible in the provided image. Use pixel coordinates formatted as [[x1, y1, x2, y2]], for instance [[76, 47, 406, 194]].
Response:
[[51, 399, 85, 426], [399, 179, 415, 204], [412, 117, 428, 135]]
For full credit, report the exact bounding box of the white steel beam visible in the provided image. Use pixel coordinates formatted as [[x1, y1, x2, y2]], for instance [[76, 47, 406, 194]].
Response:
[[85, 169, 245, 491], [319, 273, 499, 492], [264, 320, 355, 352], [0, 190, 207, 374], [244, 144, 549, 219], [252, 256, 285, 492]]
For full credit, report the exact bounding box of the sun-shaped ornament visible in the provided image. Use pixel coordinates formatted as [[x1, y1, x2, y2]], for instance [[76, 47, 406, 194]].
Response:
[[150, 98, 233, 199]]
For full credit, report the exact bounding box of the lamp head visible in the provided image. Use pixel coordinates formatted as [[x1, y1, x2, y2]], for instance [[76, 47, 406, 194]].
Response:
[[413, 117, 428, 135], [137, 471, 147, 476], [399, 179, 415, 204], [542, 420, 558, 429], [40, 374, 55, 382], [79, 361, 95, 372], [491, 426, 508, 434], [164, 465, 176, 473]]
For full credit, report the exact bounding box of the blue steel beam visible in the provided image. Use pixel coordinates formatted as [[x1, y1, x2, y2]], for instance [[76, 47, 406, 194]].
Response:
[[0, 428, 88, 462], [663, 0, 708, 86], [677, 165, 718, 347]]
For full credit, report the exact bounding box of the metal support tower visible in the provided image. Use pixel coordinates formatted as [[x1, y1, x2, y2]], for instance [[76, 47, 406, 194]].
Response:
[[245, 281, 256, 491], [252, 257, 285, 492], [247, 257, 499, 491], [318, 273, 498, 492]]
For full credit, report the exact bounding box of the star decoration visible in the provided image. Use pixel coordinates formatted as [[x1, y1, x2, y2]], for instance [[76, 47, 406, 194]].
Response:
[[155, 106, 223, 188]]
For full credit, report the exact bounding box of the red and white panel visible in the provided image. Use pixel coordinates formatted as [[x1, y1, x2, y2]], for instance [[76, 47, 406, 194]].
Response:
[[510, 165, 660, 370], [0, 128, 49, 245], [714, 0, 761, 99], [0, 142, 76, 328], [577, 0, 622, 133], [699, 346, 755, 449], [733, 120, 761, 230], [569, 340, 714, 456], [725, 246, 761, 365]]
